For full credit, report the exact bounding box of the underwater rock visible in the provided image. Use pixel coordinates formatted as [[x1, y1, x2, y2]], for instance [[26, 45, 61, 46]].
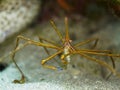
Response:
[[0, 0, 40, 43]]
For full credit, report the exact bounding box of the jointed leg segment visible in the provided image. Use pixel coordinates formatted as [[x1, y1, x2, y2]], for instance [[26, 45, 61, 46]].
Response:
[[73, 38, 116, 79], [39, 37, 65, 69], [11, 35, 61, 83], [79, 53, 119, 76], [74, 38, 99, 48], [41, 50, 63, 70], [61, 52, 119, 76]]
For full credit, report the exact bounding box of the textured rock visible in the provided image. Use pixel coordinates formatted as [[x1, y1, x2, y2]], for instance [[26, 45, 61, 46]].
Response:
[[0, 0, 40, 43]]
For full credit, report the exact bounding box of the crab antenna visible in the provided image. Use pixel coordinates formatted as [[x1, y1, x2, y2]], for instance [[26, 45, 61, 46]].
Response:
[[50, 20, 64, 43], [65, 17, 70, 40]]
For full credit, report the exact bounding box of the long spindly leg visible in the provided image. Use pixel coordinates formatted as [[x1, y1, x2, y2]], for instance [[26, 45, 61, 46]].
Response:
[[39, 37, 51, 55], [61, 52, 120, 78], [64, 17, 70, 40], [77, 50, 115, 70], [76, 49, 116, 79], [11, 35, 61, 83], [74, 38, 99, 48], [77, 50, 120, 57], [41, 50, 63, 70], [11, 42, 30, 84], [39, 37, 63, 67], [78, 50, 115, 68], [38, 36, 61, 47], [16, 35, 60, 50], [105, 51, 115, 80], [50, 20, 64, 43], [78, 53, 120, 78]]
